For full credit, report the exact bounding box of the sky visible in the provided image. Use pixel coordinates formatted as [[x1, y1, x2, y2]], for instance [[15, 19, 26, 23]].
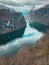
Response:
[[0, 0, 42, 3], [0, 0, 49, 3]]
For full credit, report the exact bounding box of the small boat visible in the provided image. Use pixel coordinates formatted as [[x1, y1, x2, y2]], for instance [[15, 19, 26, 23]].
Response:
[[0, 5, 26, 45]]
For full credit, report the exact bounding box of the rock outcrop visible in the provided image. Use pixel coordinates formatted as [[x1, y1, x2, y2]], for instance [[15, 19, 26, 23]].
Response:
[[27, 4, 49, 32], [0, 5, 26, 45]]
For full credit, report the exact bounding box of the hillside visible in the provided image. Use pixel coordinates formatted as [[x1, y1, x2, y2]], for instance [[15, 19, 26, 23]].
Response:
[[29, 4, 49, 25], [0, 5, 26, 45], [25, 4, 49, 32], [15, 31, 49, 65]]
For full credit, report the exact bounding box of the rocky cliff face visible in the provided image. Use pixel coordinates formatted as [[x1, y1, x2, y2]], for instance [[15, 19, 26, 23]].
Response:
[[0, 5, 26, 45], [26, 4, 49, 32], [0, 5, 26, 34]]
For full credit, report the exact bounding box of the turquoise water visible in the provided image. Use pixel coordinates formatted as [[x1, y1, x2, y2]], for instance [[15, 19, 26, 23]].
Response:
[[0, 5, 44, 57], [0, 22, 43, 57]]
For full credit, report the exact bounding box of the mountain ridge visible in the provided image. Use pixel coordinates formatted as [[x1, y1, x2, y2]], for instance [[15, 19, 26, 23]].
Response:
[[25, 4, 49, 32]]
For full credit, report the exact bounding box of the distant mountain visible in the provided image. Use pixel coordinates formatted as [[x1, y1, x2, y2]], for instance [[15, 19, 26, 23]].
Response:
[[26, 4, 49, 32]]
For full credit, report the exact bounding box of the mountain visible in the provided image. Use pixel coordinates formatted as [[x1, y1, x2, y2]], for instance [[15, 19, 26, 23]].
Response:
[[0, 30, 49, 65], [26, 4, 49, 32], [0, 5, 26, 45]]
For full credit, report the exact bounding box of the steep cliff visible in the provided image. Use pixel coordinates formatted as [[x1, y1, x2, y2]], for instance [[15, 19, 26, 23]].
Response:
[[26, 4, 49, 32], [0, 5, 26, 45]]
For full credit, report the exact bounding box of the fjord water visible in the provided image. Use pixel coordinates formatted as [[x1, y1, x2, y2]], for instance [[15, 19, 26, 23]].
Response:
[[0, 21, 43, 57], [0, 6, 43, 57]]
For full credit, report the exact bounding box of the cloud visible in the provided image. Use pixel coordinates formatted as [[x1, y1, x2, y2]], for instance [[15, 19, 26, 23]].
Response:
[[0, 0, 49, 4], [1, 0, 49, 7], [0, 0, 44, 5]]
